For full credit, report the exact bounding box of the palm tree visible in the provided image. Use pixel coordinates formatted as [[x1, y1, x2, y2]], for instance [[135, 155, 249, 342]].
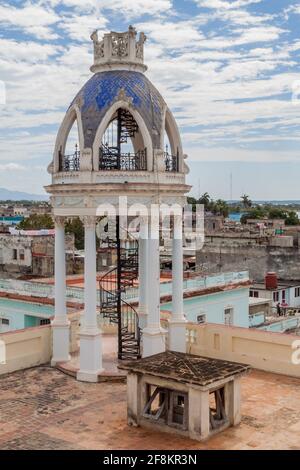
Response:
[[213, 199, 229, 218], [241, 194, 252, 209], [198, 192, 210, 209]]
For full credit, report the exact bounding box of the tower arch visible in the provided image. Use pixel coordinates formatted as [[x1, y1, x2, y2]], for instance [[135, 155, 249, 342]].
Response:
[[92, 100, 153, 171], [53, 104, 84, 173], [164, 108, 183, 173]]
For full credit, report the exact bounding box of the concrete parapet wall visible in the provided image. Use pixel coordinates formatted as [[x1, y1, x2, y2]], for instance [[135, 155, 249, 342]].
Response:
[[0, 311, 80, 375], [187, 323, 300, 378], [0, 325, 52, 375]]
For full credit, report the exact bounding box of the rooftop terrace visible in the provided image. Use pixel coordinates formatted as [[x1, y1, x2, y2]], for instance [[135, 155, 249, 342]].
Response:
[[0, 367, 299, 450]]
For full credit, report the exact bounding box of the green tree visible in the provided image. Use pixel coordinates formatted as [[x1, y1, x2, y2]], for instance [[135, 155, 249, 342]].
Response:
[[187, 196, 198, 212], [18, 214, 54, 230], [211, 199, 229, 218], [241, 194, 252, 209], [285, 211, 299, 226], [240, 206, 266, 224], [268, 208, 287, 219], [198, 192, 211, 208]]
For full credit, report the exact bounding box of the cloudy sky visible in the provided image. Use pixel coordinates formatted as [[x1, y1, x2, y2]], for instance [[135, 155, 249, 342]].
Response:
[[0, 0, 300, 200]]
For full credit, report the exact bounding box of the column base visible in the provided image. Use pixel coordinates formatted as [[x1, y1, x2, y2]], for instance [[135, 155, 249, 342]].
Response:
[[77, 327, 103, 382], [76, 370, 103, 383], [51, 319, 70, 365], [168, 317, 187, 353], [142, 327, 166, 357]]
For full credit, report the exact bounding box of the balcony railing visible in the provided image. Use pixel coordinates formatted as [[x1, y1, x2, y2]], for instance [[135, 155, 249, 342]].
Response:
[[59, 145, 80, 172], [99, 144, 147, 171], [164, 151, 179, 172]]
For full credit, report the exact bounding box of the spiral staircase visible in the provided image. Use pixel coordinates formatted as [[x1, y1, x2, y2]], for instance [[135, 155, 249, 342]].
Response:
[[99, 218, 141, 360]]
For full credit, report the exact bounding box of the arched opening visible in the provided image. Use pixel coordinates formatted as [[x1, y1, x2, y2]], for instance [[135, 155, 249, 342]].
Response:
[[99, 108, 147, 171], [163, 130, 178, 172], [164, 109, 182, 172], [58, 118, 80, 172]]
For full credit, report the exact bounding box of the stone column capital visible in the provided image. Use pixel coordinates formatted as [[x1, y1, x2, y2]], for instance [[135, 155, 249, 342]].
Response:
[[54, 216, 65, 228], [82, 215, 96, 229]]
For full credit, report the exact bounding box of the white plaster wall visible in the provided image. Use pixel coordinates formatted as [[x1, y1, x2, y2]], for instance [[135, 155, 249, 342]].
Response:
[[0, 235, 32, 267]]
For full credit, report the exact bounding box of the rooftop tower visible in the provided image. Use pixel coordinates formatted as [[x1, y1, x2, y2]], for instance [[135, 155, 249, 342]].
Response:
[[47, 27, 190, 382]]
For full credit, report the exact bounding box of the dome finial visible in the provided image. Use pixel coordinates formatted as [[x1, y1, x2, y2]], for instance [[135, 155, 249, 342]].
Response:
[[90, 26, 147, 74]]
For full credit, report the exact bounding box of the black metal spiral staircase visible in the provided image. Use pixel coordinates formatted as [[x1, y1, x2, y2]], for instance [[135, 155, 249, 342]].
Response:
[[99, 218, 141, 360]]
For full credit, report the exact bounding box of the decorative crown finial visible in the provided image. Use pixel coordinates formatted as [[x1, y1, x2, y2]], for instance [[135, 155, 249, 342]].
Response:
[[90, 26, 147, 74]]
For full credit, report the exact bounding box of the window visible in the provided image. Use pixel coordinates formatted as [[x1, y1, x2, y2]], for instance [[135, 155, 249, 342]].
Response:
[[40, 319, 50, 326], [282, 290, 286, 302], [12, 249, 17, 260], [273, 291, 279, 303], [197, 313, 206, 324], [295, 287, 300, 297], [250, 290, 259, 298], [0, 318, 9, 326], [142, 385, 188, 430], [224, 307, 234, 326], [19, 249, 25, 261], [170, 392, 187, 427]]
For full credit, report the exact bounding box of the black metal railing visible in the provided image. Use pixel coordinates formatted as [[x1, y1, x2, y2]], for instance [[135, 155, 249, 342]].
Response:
[[59, 145, 80, 172], [99, 144, 147, 171], [164, 151, 179, 172]]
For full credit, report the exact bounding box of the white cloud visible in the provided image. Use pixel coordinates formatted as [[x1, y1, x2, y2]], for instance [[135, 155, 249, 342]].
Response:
[[0, 39, 61, 63], [99, 0, 172, 16], [47, 0, 172, 16], [137, 20, 206, 50], [0, 163, 26, 171], [196, 0, 262, 10], [59, 14, 108, 42], [0, 2, 59, 39]]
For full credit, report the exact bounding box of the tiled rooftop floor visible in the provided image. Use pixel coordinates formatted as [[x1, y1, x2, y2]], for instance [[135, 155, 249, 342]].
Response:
[[0, 367, 300, 450]]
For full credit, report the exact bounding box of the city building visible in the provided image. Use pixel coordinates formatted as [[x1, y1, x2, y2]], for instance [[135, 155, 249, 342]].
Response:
[[196, 230, 300, 281], [0, 229, 75, 277], [161, 271, 251, 328], [0, 298, 53, 332], [250, 272, 300, 310]]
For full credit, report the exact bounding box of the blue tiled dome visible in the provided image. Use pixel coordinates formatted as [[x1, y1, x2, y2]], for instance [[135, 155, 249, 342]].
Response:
[[71, 71, 166, 149]]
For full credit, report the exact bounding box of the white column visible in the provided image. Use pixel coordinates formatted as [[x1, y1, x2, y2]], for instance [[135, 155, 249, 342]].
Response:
[[77, 216, 103, 382], [138, 216, 148, 330], [169, 214, 187, 352], [142, 214, 166, 357], [51, 216, 70, 365]]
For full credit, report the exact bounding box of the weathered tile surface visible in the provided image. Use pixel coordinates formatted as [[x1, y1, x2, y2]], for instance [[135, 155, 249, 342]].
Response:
[[0, 367, 299, 450]]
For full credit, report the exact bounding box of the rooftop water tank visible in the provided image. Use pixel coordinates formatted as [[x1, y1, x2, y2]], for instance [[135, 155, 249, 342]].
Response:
[[265, 272, 278, 290]]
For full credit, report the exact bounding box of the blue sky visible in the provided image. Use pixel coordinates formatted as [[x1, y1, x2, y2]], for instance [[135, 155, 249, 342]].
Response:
[[0, 0, 300, 199]]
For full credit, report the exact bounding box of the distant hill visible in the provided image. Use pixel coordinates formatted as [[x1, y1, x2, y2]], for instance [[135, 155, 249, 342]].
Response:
[[0, 187, 48, 202]]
